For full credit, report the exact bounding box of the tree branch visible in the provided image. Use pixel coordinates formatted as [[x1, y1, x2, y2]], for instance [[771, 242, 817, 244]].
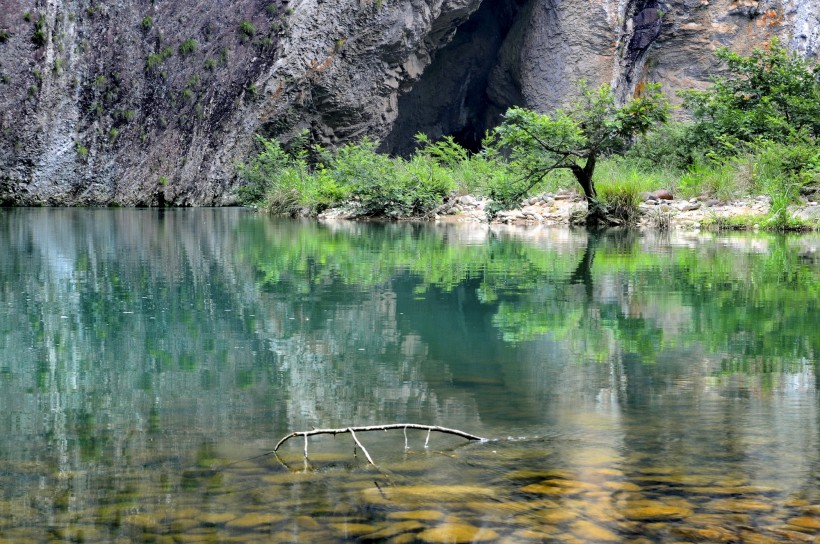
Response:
[[515, 122, 588, 159], [273, 423, 486, 453], [348, 428, 376, 466], [507, 158, 575, 205]]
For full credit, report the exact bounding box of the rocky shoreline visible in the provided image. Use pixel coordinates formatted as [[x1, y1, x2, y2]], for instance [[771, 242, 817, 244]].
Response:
[[422, 191, 820, 230]]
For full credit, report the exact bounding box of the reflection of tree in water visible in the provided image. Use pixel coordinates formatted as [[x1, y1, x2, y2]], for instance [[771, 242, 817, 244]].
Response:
[[1, 211, 817, 521]]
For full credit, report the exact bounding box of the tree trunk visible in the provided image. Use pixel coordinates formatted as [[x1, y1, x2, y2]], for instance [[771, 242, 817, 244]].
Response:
[[571, 156, 606, 225]]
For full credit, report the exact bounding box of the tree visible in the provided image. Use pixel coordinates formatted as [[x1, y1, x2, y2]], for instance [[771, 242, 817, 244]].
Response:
[[492, 81, 668, 223], [682, 37, 820, 153]]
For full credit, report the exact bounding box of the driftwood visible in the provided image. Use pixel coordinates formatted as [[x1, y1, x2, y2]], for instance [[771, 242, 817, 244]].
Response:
[[272, 424, 486, 467]]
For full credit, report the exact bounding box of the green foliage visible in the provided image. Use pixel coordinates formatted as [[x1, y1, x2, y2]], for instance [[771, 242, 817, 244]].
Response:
[[627, 122, 696, 171], [238, 135, 457, 218], [146, 47, 173, 72], [31, 14, 47, 47], [676, 158, 747, 200], [0, 29, 9, 43], [750, 137, 820, 228], [344, 139, 454, 218], [239, 21, 256, 41], [414, 133, 513, 197], [593, 158, 672, 225], [141, 16, 153, 31], [237, 136, 343, 215], [75, 141, 89, 159], [682, 38, 820, 154], [595, 182, 642, 226], [492, 81, 668, 214], [178, 39, 197, 56]]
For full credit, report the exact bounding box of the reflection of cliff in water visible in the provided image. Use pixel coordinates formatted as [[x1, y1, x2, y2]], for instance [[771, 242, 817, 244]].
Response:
[[0, 212, 817, 484]]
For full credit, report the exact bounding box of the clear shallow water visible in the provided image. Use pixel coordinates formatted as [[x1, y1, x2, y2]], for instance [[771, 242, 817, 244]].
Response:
[[0, 208, 818, 543]]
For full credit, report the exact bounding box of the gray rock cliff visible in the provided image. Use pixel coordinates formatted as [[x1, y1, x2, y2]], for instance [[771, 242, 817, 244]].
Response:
[[0, 0, 818, 205]]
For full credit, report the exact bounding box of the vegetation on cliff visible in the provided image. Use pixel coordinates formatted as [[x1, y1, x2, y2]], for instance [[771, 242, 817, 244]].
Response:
[[238, 40, 820, 230]]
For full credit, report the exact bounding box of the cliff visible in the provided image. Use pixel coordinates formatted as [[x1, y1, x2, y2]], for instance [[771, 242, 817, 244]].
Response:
[[0, 0, 818, 205]]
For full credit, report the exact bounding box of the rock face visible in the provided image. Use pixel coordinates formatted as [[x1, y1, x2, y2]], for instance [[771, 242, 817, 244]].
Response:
[[0, 0, 818, 205]]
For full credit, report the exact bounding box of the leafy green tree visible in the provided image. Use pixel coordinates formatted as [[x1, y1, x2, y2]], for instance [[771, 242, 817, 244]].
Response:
[[682, 38, 820, 153], [492, 81, 668, 223]]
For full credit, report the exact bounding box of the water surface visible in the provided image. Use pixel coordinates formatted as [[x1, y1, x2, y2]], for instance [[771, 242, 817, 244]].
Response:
[[0, 208, 818, 542]]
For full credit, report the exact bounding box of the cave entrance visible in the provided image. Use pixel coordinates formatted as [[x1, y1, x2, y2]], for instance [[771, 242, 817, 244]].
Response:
[[380, 0, 526, 156]]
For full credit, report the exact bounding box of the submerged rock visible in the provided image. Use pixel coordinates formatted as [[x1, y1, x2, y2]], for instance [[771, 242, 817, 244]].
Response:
[[417, 523, 500, 543], [787, 516, 820, 530], [621, 504, 693, 520]]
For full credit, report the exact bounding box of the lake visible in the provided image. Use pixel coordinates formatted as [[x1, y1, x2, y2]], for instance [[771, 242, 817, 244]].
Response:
[[0, 208, 818, 543]]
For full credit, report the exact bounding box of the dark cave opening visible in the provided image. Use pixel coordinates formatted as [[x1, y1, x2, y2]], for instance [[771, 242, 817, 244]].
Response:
[[380, 0, 527, 156]]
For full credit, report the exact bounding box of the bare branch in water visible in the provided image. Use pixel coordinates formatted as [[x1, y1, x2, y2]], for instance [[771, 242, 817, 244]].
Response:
[[272, 424, 486, 456]]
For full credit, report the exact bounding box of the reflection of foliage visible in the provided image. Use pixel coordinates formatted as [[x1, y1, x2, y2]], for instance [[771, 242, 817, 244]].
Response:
[[238, 220, 577, 297], [242, 221, 820, 374]]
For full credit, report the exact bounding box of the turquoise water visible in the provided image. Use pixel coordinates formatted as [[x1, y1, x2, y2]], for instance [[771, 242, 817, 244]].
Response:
[[0, 208, 818, 542]]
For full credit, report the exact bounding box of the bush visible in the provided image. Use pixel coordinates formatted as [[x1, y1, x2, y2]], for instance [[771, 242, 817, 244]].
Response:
[[146, 47, 173, 72], [238, 136, 459, 218], [239, 21, 256, 41], [237, 136, 347, 215], [178, 39, 197, 56], [627, 122, 696, 171], [331, 139, 434, 218], [31, 14, 47, 47], [414, 133, 514, 197], [682, 38, 820, 156]]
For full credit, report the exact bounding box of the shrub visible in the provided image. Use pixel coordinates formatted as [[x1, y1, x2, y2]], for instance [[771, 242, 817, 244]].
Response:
[[146, 47, 173, 72], [682, 38, 820, 156], [75, 141, 89, 159], [178, 39, 197, 56], [239, 21, 256, 40], [627, 122, 695, 171], [237, 136, 289, 205], [237, 136, 345, 214], [141, 16, 153, 31], [31, 14, 47, 47]]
